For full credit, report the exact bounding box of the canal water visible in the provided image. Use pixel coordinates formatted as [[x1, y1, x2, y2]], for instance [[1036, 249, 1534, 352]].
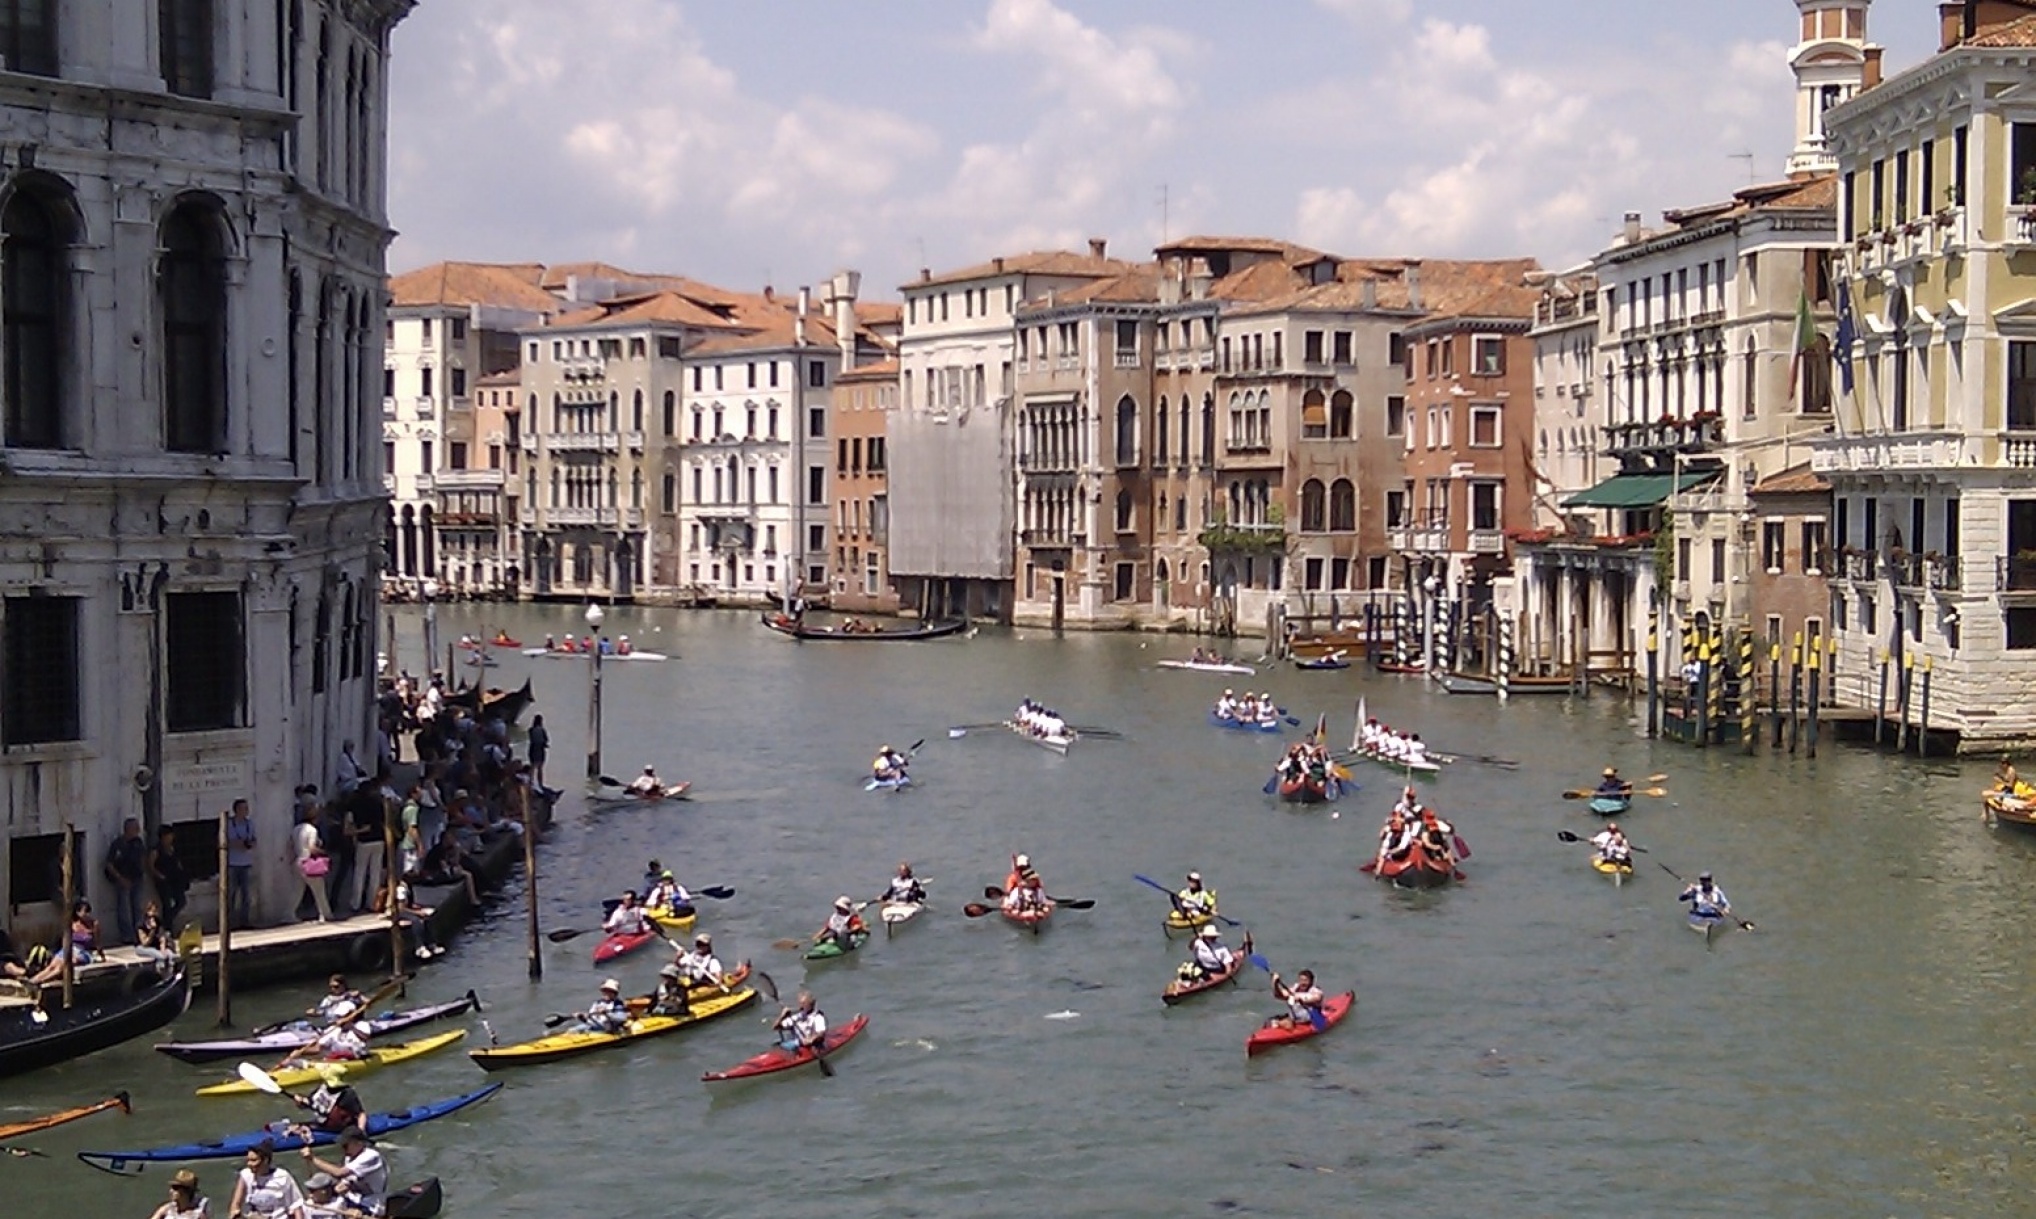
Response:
[[4, 605, 2028, 1217]]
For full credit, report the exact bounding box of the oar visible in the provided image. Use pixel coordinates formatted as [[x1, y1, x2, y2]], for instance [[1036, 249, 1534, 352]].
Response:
[[1556, 829, 1649, 853], [1563, 787, 1668, 799], [982, 884, 1094, 910], [1654, 861, 1755, 930], [946, 722, 1006, 738], [234, 1062, 306, 1104], [1132, 874, 1241, 927]]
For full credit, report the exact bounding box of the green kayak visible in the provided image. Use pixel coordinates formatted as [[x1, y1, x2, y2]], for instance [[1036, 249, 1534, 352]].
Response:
[[804, 930, 869, 960]]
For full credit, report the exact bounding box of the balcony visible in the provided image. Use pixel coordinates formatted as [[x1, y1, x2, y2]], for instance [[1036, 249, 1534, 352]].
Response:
[[1604, 416, 1724, 461], [548, 506, 618, 527], [1810, 432, 1964, 474], [1929, 554, 1962, 592], [546, 433, 620, 453], [435, 468, 506, 491], [2009, 205, 2036, 250], [1999, 554, 2036, 593], [561, 356, 606, 383], [449, 395, 472, 412], [1889, 552, 1926, 590], [622, 431, 646, 451], [1468, 529, 1506, 555], [1113, 350, 1140, 369], [411, 396, 435, 420], [383, 396, 397, 419], [1839, 549, 1878, 582], [2007, 433, 2036, 469], [412, 473, 435, 494], [1386, 526, 1409, 552]]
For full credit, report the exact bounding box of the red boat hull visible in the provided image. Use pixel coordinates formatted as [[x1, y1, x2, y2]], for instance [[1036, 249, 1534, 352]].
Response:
[[1245, 991, 1354, 1055], [701, 1013, 869, 1081], [1001, 905, 1053, 934], [1372, 841, 1457, 889], [592, 929, 659, 963]]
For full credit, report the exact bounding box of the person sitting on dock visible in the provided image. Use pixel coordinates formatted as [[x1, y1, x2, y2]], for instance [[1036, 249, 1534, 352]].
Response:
[[1376, 811, 1414, 868], [627, 766, 666, 798], [604, 891, 649, 937], [871, 744, 910, 783], [647, 964, 693, 1017], [28, 899, 98, 986], [884, 863, 927, 906], [576, 979, 631, 1035], [774, 991, 827, 1053], [1590, 823, 1633, 866], [1266, 968, 1326, 1031], [1595, 768, 1631, 798], [1176, 872, 1217, 920], [1182, 925, 1239, 982], [1679, 872, 1730, 920], [314, 975, 368, 1024], [816, 896, 867, 951], [674, 933, 726, 991]]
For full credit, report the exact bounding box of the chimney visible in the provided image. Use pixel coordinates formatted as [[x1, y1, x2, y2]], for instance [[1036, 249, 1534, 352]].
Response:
[[763, 285, 775, 303], [1623, 212, 1643, 245], [1088, 237, 1108, 260], [993, 256, 1006, 274], [919, 268, 931, 283], [1403, 259, 1423, 311], [1187, 258, 1213, 302], [827, 270, 860, 368], [1939, 1, 1967, 50], [795, 286, 809, 348], [1360, 278, 1377, 310]]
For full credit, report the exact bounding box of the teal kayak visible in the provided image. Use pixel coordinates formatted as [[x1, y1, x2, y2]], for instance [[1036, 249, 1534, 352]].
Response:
[[1588, 794, 1631, 816], [805, 930, 869, 960]]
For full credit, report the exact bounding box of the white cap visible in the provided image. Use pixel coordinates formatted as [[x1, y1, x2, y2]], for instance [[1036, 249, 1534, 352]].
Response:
[[1014, 854, 1030, 868], [1198, 924, 1221, 939], [1186, 871, 1202, 882], [600, 977, 620, 992], [835, 895, 853, 910]]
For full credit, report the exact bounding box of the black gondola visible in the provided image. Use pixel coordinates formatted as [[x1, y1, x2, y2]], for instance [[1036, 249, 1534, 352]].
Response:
[[445, 676, 534, 723], [760, 612, 968, 642], [0, 966, 192, 1080]]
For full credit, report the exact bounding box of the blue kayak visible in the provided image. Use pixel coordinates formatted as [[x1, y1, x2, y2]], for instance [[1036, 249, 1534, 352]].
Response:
[[1207, 712, 1282, 734], [1588, 794, 1632, 816], [77, 1084, 502, 1174]]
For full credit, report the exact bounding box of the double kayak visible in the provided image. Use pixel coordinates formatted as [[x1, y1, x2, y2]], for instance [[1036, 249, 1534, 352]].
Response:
[[76, 1084, 503, 1173], [805, 930, 870, 960], [1001, 904, 1053, 934], [594, 928, 664, 963], [1162, 955, 1247, 1005], [587, 783, 691, 809], [701, 1013, 869, 1082], [156, 993, 480, 1064], [194, 1030, 467, 1096], [1245, 991, 1355, 1056], [469, 988, 758, 1071], [0, 1092, 129, 1141]]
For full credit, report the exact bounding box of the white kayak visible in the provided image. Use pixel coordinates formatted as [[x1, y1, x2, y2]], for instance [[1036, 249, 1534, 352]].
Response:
[[522, 648, 670, 662], [880, 901, 925, 933], [1157, 659, 1256, 675]]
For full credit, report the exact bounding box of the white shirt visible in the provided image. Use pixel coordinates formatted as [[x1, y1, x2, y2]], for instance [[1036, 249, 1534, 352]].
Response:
[[315, 993, 362, 1023], [1284, 983, 1325, 1022], [339, 1144, 388, 1215], [293, 821, 321, 865], [677, 949, 723, 984], [1684, 884, 1729, 913], [782, 1007, 827, 1045], [1590, 831, 1630, 860], [237, 1166, 305, 1217], [312, 1024, 367, 1059], [604, 905, 647, 935], [1192, 940, 1234, 972], [884, 877, 923, 902], [627, 775, 661, 794], [825, 911, 857, 936]]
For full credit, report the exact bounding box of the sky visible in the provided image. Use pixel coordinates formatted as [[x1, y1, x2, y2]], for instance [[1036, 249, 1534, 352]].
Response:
[[384, 0, 1942, 299]]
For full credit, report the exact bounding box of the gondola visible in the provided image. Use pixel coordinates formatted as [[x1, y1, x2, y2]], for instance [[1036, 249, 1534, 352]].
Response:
[[0, 967, 192, 1080], [444, 676, 534, 724], [1370, 841, 1457, 889], [760, 612, 968, 642], [1276, 774, 1336, 804]]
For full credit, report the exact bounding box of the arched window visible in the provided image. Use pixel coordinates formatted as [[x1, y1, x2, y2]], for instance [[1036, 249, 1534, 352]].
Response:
[[2, 183, 69, 449], [1329, 479, 1356, 532], [1155, 395, 1169, 466], [1299, 478, 1327, 532], [1156, 557, 1170, 583], [159, 197, 227, 453], [1115, 488, 1133, 532], [1301, 388, 1327, 439], [662, 389, 676, 436], [1115, 395, 1137, 466], [1329, 390, 1353, 438], [632, 388, 644, 431], [1200, 394, 1215, 465]]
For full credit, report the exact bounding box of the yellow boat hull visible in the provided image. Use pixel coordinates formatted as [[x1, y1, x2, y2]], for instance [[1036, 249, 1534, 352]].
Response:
[[196, 1029, 467, 1096]]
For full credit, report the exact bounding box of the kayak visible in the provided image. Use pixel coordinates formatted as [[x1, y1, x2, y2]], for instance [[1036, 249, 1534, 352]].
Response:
[[624, 963, 753, 1014], [1245, 991, 1355, 1056], [1001, 904, 1053, 935], [648, 906, 697, 935], [157, 993, 481, 1064], [1588, 794, 1632, 816], [594, 928, 663, 964], [1294, 654, 1350, 671], [805, 930, 869, 960], [0, 1092, 129, 1141], [587, 783, 691, 809], [76, 1084, 503, 1172], [701, 1013, 869, 1082], [865, 774, 912, 792], [1207, 712, 1282, 734], [1591, 856, 1635, 885], [1276, 774, 1335, 804], [387, 1178, 445, 1219], [1162, 954, 1247, 1005], [194, 1030, 467, 1096], [1688, 910, 1729, 937], [1163, 909, 1216, 936], [1157, 659, 1256, 675], [468, 988, 757, 1071], [880, 901, 925, 934]]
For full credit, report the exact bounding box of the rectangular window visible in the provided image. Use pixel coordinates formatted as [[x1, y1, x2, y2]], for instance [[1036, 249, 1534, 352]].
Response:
[[1802, 519, 1827, 573], [448, 441, 467, 469], [1711, 537, 1727, 585], [661, 473, 676, 514], [1894, 149, 1910, 223], [1424, 340, 1437, 379], [1440, 339, 1454, 376], [1871, 159, 1885, 227], [1332, 331, 1352, 365], [1386, 395, 1406, 436], [420, 439, 432, 473], [1954, 124, 1969, 207], [382, 368, 395, 398], [450, 367, 466, 397], [1303, 330, 1324, 365], [166, 590, 243, 732], [2009, 607, 2036, 651], [807, 465, 825, 506], [1473, 336, 1505, 376], [1115, 319, 1138, 360], [8, 831, 87, 906], [746, 362, 757, 389], [1763, 520, 1785, 572], [1389, 332, 1407, 376], [1471, 483, 1500, 531], [1921, 139, 1935, 218], [159, 0, 214, 98], [419, 366, 433, 397], [1385, 489, 1407, 527], [2011, 342, 2036, 430], [1304, 557, 1324, 591], [2, 594, 80, 745], [0, 1, 57, 76], [809, 360, 826, 389], [1469, 404, 1501, 447], [1330, 557, 1351, 590]]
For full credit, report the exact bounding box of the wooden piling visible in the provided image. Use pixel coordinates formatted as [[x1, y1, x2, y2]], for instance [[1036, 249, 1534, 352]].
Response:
[[1740, 631, 1757, 755], [1788, 632, 1803, 754], [1806, 640, 1823, 758], [1768, 641, 1784, 748], [1644, 607, 1660, 738], [215, 808, 231, 1027], [1874, 649, 1890, 746], [60, 822, 75, 1010], [521, 780, 542, 981], [1918, 657, 1933, 758]]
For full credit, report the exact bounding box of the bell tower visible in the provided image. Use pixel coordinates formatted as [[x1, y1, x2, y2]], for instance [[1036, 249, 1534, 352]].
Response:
[[1787, 0, 1877, 176]]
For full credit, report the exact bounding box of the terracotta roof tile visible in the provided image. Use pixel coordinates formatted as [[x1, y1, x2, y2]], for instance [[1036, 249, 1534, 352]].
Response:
[[686, 312, 845, 357], [389, 262, 559, 313], [837, 358, 900, 382], [907, 249, 1132, 290], [1965, 11, 2036, 46], [1750, 463, 1832, 496], [1156, 235, 1329, 264]]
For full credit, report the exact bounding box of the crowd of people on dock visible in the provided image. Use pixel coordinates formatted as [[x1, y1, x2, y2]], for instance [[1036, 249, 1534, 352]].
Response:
[[1211, 690, 1282, 727]]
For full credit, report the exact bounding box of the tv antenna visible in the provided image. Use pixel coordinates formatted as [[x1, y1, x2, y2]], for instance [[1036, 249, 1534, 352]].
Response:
[[1728, 151, 1756, 184]]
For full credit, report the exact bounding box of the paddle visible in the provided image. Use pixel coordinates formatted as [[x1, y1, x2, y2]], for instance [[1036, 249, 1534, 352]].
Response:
[[1563, 787, 1668, 800], [1556, 829, 1648, 853], [1653, 862, 1754, 930], [962, 902, 997, 918], [1269, 973, 1328, 1031], [980, 885, 1095, 910], [1131, 874, 1241, 927], [946, 722, 1007, 738], [235, 1062, 305, 1103], [1261, 772, 1279, 796]]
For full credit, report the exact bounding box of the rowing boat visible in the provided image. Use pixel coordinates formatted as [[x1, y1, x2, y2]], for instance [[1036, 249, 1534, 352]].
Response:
[[1347, 742, 1442, 774], [0, 1092, 129, 1141], [1005, 721, 1074, 754], [1157, 659, 1256, 675], [587, 783, 691, 809], [1245, 991, 1355, 1056], [1276, 773, 1335, 804], [880, 901, 925, 934], [593, 928, 662, 964], [1161, 954, 1247, 1005], [761, 612, 967, 642], [624, 963, 754, 1013], [468, 989, 757, 1071], [521, 647, 670, 662], [805, 930, 870, 960], [1982, 790, 2036, 830], [1591, 855, 1635, 885], [156, 993, 480, 1064], [1294, 653, 1350, 671], [1372, 841, 1457, 889], [701, 1013, 869, 1082], [1001, 903, 1053, 935], [76, 1084, 503, 1172], [1207, 711, 1282, 734], [194, 1030, 466, 1096]]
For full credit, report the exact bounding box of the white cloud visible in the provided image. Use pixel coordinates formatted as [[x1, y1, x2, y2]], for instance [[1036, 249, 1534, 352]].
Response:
[[1311, 0, 1412, 24]]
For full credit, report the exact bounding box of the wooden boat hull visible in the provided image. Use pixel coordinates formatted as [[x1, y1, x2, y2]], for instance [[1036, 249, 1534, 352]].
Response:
[[1983, 791, 2036, 830], [445, 676, 534, 724], [760, 612, 967, 641], [1373, 842, 1457, 889], [1277, 775, 1332, 804], [0, 967, 191, 1080]]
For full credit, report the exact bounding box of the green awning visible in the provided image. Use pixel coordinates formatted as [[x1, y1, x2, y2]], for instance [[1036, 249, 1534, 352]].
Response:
[[1561, 470, 1718, 510]]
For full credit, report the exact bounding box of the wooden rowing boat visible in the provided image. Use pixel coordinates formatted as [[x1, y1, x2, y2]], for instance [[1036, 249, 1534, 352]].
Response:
[[760, 612, 967, 641], [1983, 790, 2036, 830], [1005, 721, 1074, 754], [1161, 952, 1247, 1005], [1276, 773, 1335, 804], [1371, 841, 1457, 889], [0, 1092, 129, 1141]]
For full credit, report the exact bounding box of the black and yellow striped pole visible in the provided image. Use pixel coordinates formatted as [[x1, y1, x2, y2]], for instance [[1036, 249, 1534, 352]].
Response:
[[1874, 648, 1890, 746], [1707, 629, 1725, 746], [1788, 631, 1804, 754], [1768, 638, 1783, 748], [1898, 650, 1916, 752], [1644, 606, 1660, 738], [1694, 631, 1712, 748], [1806, 634, 1823, 758], [1740, 631, 1757, 755], [1918, 655, 1934, 758]]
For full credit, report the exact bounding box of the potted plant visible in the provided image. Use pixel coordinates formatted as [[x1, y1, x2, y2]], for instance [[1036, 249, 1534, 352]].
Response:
[[1936, 185, 1960, 226]]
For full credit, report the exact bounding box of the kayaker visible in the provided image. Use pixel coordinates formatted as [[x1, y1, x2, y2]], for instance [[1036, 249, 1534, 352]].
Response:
[[1376, 812, 1413, 868], [644, 870, 693, 916], [150, 1168, 210, 1219], [1679, 872, 1730, 919], [1391, 786, 1423, 820], [1185, 925, 1238, 981], [1595, 767, 1631, 798], [286, 1076, 366, 1140], [1267, 968, 1326, 1031], [279, 1020, 369, 1068], [603, 891, 649, 937], [674, 933, 726, 990], [1004, 853, 1038, 894], [815, 897, 866, 952], [883, 863, 926, 905], [627, 766, 665, 798], [313, 975, 367, 1024], [1002, 873, 1050, 915], [1591, 823, 1633, 865], [300, 1128, 387, 1217], [1175, 872, 1217, 919], [228, 1141, 305, 1219], [773, 991, 827, 1052], [871, 744, 909, 783], [575, 979, 631, 1035], [647, 964, 693, 1017], [299, 1171, 347, 1219], [640, 859, 665, 893], [1996, 756, 2035, 801], [1215, 689, 1237, 720]]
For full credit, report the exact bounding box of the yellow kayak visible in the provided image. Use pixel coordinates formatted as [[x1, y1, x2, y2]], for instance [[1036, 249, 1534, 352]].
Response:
[[1591, 856, 1635, 882], [469, 988, 757, 1071], [1163, 908, 1218, 935], [649, 906, 697, 934], [196, 1029, 467, 1096]]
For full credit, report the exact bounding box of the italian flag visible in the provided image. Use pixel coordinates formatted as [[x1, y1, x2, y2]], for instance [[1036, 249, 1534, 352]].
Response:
[[1789, 288, 1817, 401]]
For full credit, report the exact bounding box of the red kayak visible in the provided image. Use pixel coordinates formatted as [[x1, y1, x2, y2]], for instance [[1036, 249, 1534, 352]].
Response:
[[592, 928, 659, 964], [1001, 904, 1053, 935], [487, 636, 522, 649], [700, 1013, 868, 1082], [1245, 991, 1355, 1056]]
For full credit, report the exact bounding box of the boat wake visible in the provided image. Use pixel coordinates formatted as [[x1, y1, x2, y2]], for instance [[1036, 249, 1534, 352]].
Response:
[[1044, 1010, 1081, 1021]]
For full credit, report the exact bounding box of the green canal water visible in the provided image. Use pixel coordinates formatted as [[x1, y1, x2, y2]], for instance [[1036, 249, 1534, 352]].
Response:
[[3, 605, 2030, 1217]]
